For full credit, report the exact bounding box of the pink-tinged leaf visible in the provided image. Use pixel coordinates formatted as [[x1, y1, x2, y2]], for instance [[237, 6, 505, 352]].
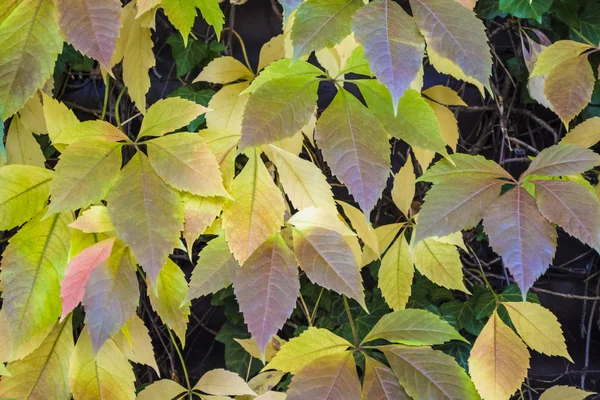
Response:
[[352, 0, 424, 109], [382, 345, 480, 399], [57, 0, 122, 68], [286, 352, 361, 400], [414, 177, 503, 243], [292, 227, 365, 308], [60, 237, 116, 321], [521, 144, 600, 179], [534, 180, 600, 252], [362, 356, 410, 400], [315, 89, 390, 214], [234, 234, 299, 355], [82, 247, 140, 352], [483, 186, 557, 294]]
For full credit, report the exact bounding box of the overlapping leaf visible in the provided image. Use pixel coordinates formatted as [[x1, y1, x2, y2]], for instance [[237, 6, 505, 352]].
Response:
[[419, 153, 512, 183], [69, 205, 115, 233], [182, 194, 224, 253], [521, 144, 600, 179], [5, 116, 45, 167], [413, 237, 469, 292], [138, 97, 208, 139], [194, 56, 254, 84], [112, 315, 159, 375], [362, 356, 410, 400]]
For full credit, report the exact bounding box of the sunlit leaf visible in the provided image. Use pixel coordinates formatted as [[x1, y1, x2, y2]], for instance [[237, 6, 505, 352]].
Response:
[[182, 194, 224, 253], [138, 97, 208, 139], [362, 355, 410, 400], [5, 115, 45, 167], [161, 0, 199, 45], [206, 81, 250, 133], [469, 310, 530, 400], [194, 369, 257, 396], [530, 40, 593, 77], [245, 58, 323, 94], [560, 117, 600, 148], [193, 56, 253, 84], [69, 205, 115, 233], [539, 386, 595, 400], [422, 85, 467, 106], [52, 120, 128, 149], [391, 159, 416, 218], [286, 352, 361, 400], [522, 144, 600, 179], [113, 315, 159, 375], [106, 153, 184, 283], [287, 207, 356, 237], [361, 222, 404, 266], [378, 234, 413, 311], [258, 34, 285, 72], [413, 236, 469, 293], [419, 153, 512, 184], [136, 379, 187, 400]]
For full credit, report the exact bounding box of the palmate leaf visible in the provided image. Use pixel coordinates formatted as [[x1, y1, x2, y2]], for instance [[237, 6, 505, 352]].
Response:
[[0, 318, 73, 399], [0, 165, 52, 231], [41, 92, 80, 145], [362, 222, 404, 266], [51, 120, 128, 149], [234, 234, 299, 354], [287, 207, 356, 237], [188, 235, 239, 300], [286, 352, 361, 400], [352, 0, 424, 109], [60, 237, 116, 320], [147, 133, 228, 197], [469, 310, 530, 400], [483, 185, 557, 294], [69, 329, 135, 400], [534, 180, 600, 252], [521, 144, 600, 179], [266, 327, 352, 374], [409, 0, 491, 93], [292, 227, 366, 308], [414, 177, 503, 243], [222, 149, 286, 263], [362, 355, 410, 400], [257, 34, 285, 72], [0, 211, 71, 350], [56, 0, 122, 68], [290, 0, 363, 59], [147, 259, 191, 346], [0, 0, 63, 119], [503, 301, 572, 361], [48, 140, 122, 215], [82, 247, 139, 352], [382, 345, 480, 400], [198, 128, 241, 191], [378, 234, 414, 311], [106, 152, 184, 284], [241, 76, 319, 148], [315, 89, 390, 214], [363, 309, 467, 345]]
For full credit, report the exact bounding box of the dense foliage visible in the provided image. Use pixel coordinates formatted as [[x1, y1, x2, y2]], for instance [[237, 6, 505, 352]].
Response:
[[1, 0, 600, 399]]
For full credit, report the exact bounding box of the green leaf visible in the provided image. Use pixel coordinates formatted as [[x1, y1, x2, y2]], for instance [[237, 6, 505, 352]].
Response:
[[241, 76, 319, 148], [483, 186, 557, 295], [291, 0, 363, 59], [419, 153, 512, 184], [188, 235, 239, 300], [0, 318, 73, 399], [521, 144, 600, 179], [69, 329, 136, 400], [265, 327, 352, 374], [106, 153, 184, 284], [195, 0, 224, 39], [56, 0, 122, 68], [167, 33, 209, 77], [499, 0, 552, 22], [382, 345, 480, 400], [413, 237, 469, 293], [48, 141, 122, 214], [233, 234, 299, 354], [161, 0, 198, 45], [315, 89, 390, 214], [245, 58, 323, 94], [0, 0, 63, 119], [147, 259, 191, 347], [138, 97, 208, 139], [378, 235, 414, 311], [286, 352, 361, 400], [82, 247, 139, 352], [352, 0, 424, 109], [0, 165, 52, 231], [409, 0, 491, 93], [168, 85, 215, 131], [363, 309, 467, 345], [1, 211, 71, 349]]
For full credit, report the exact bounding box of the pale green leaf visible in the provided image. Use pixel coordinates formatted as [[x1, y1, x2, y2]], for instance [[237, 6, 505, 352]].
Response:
[[188, 235, 239, 300], [138, 97, 209, 139], [378, 234, 414, 311]]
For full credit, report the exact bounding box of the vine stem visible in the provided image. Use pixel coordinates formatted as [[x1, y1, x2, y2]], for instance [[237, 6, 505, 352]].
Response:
[[168, 329, 192, 400], [343, 296, 359, 347], [100, 78, 109, 121], [299, 292, 313, 327]]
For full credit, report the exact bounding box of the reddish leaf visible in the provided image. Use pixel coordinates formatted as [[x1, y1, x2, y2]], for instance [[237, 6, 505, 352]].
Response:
[[233, 234, 299, 354], [60, 237, 116, 321], [483, 186, 557, 294], [362, 356, 410, 400]]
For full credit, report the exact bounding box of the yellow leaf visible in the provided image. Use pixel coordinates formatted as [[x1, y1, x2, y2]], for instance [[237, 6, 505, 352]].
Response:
[[269, 145, 337, 212], [412, 146, 435, 171], [426, 99, 460, 151], [361, 222, 405, 266], [147, 259, 191, 346], [258, 34, 285, 72], [69, 205, 115, 233], [265, 327, 352, 374], [391, 158, 416, 217], [412, 236, 469, 293], [69, 329, 135, 400], [427, 48, 485, 96], [539, 385, 595, 400], [287, 207, 356, 238], [198, 128, 241, 191], [503, 301, 572, 361], [469, 310, 530, 400], [194, 56, 254, 84], [194, 369, 257, 396], [222, 149, 285, 263], [41, 92, 79, 145], [138, 97, 209, 139], [19, 92, 47, 133], [136, 0, 161, 18], [234, 336, 286, 363], [5, 115, 45, 167], [422, 85, 467, 106], [531, 40, 594, 77], [379, 234, 414, 311], [182, 193, 224, 253], [136, 379, 187, 400], [560, 117, 600, 148], [112, 315, 159, 375], [206, 81, 250, 133], [338, 200, 379, 254], [246, 371, 286, 397], [0, 318, 72, 399], [0, 165, 52, 231]]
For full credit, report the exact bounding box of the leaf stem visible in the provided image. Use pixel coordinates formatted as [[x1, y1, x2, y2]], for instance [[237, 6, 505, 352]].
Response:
[[343, 296, 359, 347], [224, 28, 254, 75], [115, 86, 127, 129], [571, 27, 596, 47], [168, 329, 192, 399], [299, 292, 313, 327], [100, 78, 109, 121], [309, 288, 325, 325], [466, 244, 499, 302]]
